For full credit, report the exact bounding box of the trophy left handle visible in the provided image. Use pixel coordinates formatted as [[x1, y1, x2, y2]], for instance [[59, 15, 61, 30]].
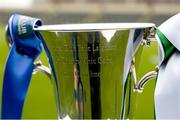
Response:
[[33, 60, 51, 79]]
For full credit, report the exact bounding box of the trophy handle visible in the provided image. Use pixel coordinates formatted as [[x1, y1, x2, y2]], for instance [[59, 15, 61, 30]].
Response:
[[131, 27, 158, 93], [33, 60, 51, 79], [131, 61, 158, 93], [136, 67, 158, 92]]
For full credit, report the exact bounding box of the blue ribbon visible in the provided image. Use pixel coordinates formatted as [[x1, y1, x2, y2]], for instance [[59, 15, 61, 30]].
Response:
[[1, 14, 43, 119]]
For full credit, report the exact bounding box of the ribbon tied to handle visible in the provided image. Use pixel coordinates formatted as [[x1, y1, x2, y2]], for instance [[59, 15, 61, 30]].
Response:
[[1, 14, 43, 119]]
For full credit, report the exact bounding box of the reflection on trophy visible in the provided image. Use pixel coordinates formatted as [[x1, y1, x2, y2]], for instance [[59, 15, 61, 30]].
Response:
[[34, 23, 157, 119], [2, 14, 159, 119]]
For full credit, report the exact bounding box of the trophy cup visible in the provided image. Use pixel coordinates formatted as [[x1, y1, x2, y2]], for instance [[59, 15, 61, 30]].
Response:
[[2, 14, 158, 119], [36, 24, 157, 119]]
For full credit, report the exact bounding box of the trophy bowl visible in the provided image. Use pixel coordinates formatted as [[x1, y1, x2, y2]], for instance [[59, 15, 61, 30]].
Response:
[[34, 23, 156, 119]]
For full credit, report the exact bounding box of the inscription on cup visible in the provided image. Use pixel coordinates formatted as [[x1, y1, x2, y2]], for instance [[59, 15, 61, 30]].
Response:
[[52, 43, 116, 64]]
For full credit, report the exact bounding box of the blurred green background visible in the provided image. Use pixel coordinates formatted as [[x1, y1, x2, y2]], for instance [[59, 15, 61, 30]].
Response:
[[0, 0, 179, 119], [0, 25, 57, 119]]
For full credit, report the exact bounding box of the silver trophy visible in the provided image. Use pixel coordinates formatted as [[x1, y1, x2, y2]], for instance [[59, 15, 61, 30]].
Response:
[[6, 23, 157, 119]]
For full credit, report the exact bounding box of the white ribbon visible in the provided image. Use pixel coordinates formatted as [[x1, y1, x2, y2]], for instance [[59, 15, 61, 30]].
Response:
[[155, 13, 180, 119]]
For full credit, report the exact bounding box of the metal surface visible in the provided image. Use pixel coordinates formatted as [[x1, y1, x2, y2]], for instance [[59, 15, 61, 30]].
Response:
[[23, 23, 156, 119], [131, 27, 158, 93], [33, 60, 51, 79]]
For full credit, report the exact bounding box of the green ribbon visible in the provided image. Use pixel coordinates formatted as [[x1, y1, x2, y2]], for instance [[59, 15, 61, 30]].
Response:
[[156, 29, 176, 63]]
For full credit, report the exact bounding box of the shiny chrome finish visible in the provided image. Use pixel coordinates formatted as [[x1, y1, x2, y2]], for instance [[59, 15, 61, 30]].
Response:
[[32, 23, 157, 119], [137, 68, 158, 92], [33, 60, 51, 79], [121, 27, 158, 119], [131, 64, 158, 93], [131, 27, 158, 93]]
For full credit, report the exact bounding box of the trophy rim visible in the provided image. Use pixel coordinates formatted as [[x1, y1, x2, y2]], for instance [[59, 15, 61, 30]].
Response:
[[34, 23, 155, 32]]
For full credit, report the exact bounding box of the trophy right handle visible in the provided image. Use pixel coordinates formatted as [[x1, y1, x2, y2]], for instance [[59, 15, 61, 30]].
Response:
[[136, 67, 158, 92], [131, 61, 158, 93], [131, 27, 158, 93]]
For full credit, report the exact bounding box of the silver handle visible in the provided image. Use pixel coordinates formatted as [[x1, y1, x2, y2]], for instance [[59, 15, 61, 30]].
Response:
[[131, 62, 158, 93], [137, 69, 158, 92], [33, 60, 51, 79], [131, 27, 158, 93]]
